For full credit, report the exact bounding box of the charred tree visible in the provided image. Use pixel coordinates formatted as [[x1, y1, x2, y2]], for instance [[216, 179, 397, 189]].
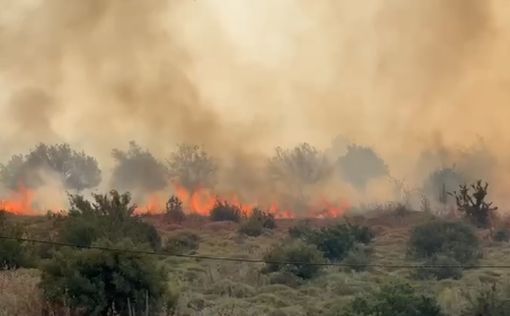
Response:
[[449, 180, 498, 228]]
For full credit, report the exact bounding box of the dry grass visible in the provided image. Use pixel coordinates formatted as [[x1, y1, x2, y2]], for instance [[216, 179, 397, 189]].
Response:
[[0, 269, 42, 316], [4, 212, 510, 315]]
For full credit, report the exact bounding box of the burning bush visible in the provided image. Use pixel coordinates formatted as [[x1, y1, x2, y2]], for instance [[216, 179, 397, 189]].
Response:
[[166, 195, 185, 224], [167, 144, 217, 191], [59, 190, 161, 250], [40, 239, 176, 315], [338, 280, 444, 316], [239, 208, 276, 237], [164, 231, 200, 255], [408, 220, 480, 265], [111, 141, 168, 194], [209, 200, 244, 222], [302, 222, 374, 261], [263, 240, 325, 279], [0, 143, 101, 191], [450, 180, 498, 228]]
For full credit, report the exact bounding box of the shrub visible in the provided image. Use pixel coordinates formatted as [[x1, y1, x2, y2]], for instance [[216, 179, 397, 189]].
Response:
[[164, 231, 200, 254], [306, 222, 374, 261], [40, 239, 175, 315], [0, 210, 30, 269], [408, 220, 480, 264], [494, 228, 510, 242], [342, 245, 373, 272], [210, 200, 243, 222], [59, 190, 161, 250], [166, 195, 185, 224], [337, 280, 444, 316], [462, 282, 510, 316], [288, 220, 313, 239], [239, 218, 264, 237], [263, 240, 325, 279], [414, 255, 463, 280], [239, 208, 276, 237]]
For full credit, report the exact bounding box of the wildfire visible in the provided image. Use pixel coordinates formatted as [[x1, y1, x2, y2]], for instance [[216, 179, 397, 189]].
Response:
[[0, 185, 35, 215]]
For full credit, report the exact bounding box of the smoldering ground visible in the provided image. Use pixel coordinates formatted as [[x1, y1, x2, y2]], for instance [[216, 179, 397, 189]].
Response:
[[1, 0, 510, 212]]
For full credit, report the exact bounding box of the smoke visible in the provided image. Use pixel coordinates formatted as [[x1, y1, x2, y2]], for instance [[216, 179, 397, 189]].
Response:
[[1, 0, 509, 211]]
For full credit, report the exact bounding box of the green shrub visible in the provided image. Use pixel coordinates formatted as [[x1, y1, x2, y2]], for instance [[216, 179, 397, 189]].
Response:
[[40, 239, 175, 315], [408, 220, 480, 264], [306, 222, 374, 261], [337, 280, 444, 316], [59, 190, 161, 250], [462, 282, 510, 316], [263, 240, 325, 279], [288, 220, 313, 239], [414, 255, 463, 280], [210, 200, 243, 222], [239, 218, 265, 237], [0, 211, 30, 269], [342, 245, 373, 272], [164, 231, 200, 254], [166, 195, 185, 224], [239, 208, 276, 237], [494, 228, 510, 242]]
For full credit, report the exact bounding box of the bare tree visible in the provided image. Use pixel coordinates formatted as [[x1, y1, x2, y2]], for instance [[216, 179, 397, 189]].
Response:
[[167, 144, 217, 191], [449, 180, 498, 228]]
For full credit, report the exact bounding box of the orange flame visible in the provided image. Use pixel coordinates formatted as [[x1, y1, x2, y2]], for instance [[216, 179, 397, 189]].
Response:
[[0, 185, 35, 215]]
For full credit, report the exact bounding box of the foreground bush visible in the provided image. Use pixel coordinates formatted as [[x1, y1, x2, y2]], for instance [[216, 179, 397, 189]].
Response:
[[414, 255, 463, 280], [462, 282, 510, 316], [408, 220, 480, 264], [41, 239, 175, 315], [337, 280, 444, 316], [164, 231, 200, 254], [342, 244, 373, 272], [0, 211, 30, 269], [59, 190, 161, 250], [239, 208, 276, 237], [210, 200, 244, 222], [305, 222, 374, 261], [263, 240, 325, 279]]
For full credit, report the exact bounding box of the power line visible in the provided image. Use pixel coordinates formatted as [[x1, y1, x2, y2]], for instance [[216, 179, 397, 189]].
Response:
[[1, 235, 509, 269]]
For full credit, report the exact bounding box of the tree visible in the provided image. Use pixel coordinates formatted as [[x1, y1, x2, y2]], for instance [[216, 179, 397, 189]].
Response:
[[337, 144, 388, 189], [338, 280, 444, 316], [0, 143, 101, 191], [111, 141, 168, 193], [167, 144, 217, 191], [450, 180, 498, 228], [268, 143, 331, 187], [59, 190, 161, 250], [41, 239, 175, 315]]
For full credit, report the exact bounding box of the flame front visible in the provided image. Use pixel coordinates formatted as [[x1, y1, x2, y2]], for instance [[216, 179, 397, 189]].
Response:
[[0, 185, 35, 215]]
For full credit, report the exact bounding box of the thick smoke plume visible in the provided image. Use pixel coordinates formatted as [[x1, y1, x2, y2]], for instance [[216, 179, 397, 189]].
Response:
[[1, 0, 509, 212]]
